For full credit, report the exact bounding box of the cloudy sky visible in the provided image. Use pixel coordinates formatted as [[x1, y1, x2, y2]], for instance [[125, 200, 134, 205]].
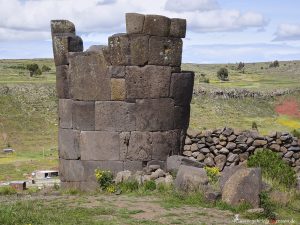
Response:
[[0, 0, 300, 63]]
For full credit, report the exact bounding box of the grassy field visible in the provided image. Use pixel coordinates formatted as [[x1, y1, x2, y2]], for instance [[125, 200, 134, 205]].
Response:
[[0, 59, 299, 182]]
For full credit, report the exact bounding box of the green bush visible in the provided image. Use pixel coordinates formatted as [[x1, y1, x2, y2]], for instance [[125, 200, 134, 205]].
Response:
[[269, 60, 279, 68], [259, 192, 276, 219], [41, 65, 51, 72], [252, 121, 258, 130], [217, 67, 229, 81], [247, 149, 297, 188], [291, 129, 300, 138], [26, 63, 41, 77], [118, 180, 139, 193], [143, 180, 156, 191], [95, 169, 114, 191]]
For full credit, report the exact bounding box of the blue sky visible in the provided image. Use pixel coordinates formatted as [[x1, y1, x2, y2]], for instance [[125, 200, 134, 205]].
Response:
[[0, 0, 300, 63]]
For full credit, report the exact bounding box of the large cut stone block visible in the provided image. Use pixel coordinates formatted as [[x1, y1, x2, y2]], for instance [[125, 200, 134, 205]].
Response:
[[58, 99, 73, 129], [111, 78, 126, 100], [69, 51, 110, 101], [108, 34, 149, 66], [53, 35, 83, 66], [125, 65, 171, 99], [60, 159, 84, 182], [174, 105, 190, 129], [51, 20, 75, 36], [127, 131, 152, 160], [149, 37, 182, 66], [82, 160, 124, 181], [152, 130, 180, 160], [126, 13, 145, 34], [58, 128, 80, 160], [80, 131, 120, 160], [170, 18, 186, 38], [123, 160, 144, 171], [95, 101, 136, 132], [135, 98, 174, 131], [120, 132, 130, 160], [72, 101, 95, 131], [143, 15, 171, 37], [170, 72, 194, 106], [56, 65, 70, 99]]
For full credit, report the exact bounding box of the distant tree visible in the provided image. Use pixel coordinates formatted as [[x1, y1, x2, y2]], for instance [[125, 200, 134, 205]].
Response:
[[237, 62, 245, 70], [26, 64, 41, 77], [41, 65, 51, 72], [217, 67, 229, 81], [269, 60, 279, 68]]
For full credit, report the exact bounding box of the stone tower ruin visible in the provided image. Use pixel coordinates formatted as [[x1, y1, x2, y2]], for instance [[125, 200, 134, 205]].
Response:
[[51, 13, 194, 190]]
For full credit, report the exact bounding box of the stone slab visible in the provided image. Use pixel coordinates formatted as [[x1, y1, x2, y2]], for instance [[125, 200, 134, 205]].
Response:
[[174, 105, 190, 129], [126, 13, 145, 34], [170, 72, 194, 106], [152, 130, 180, 160], [149, 36, 182, 66], [123, 160, 144, 171], [51, 20, 75, 35], [108, 66, 126, 78], [69, 51, 110, 101], [58, 128, 80, 160], [58, 99, 73, 129], [143, 15, 171, 37], [72, 101, 95, 131], [56, 65, 70, 99], [125, 65, 171, 99], [95, 101, 136, 132], [170, 18, 186, 38], [111, 79, 126, 100], [135, 98, 174, 131], [80, 131, 120, 161], [127, 131, 152, 160], [59, 159, 84, 182]]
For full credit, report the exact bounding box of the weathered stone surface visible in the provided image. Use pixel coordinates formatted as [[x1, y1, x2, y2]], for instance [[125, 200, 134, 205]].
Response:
[[72, 101, 95, 131], [127, 131, 152, 160], [149, 37, 182, 66], [108, 66, 126, 78], [82, 160, 124, 181], [80, 131, 120, 160], [253, 140, 268, 147], [51, 20, 75, 35], [226, 142, 236, 150], [170, 18, 186, 38], [214, 154, 226, 171], [220, 164, 246, 190], [143, 15, 171, 37], [111, 79, 126, 100], [60, 159, 84, 182], [204, 157, 215, 167], [69, 51, 110, 101], [56, 65, 70, 99], [126, 13, 145, 34], [125, 65, 171, 99], [166, 155, 204, 173], [53, 35, 83, 66], [170, 72, 194, 106], [58, 129, 80, 160], [175, 165, 208, 191], [95, 101, 135, 132], [152, 130, 180, 160], [86, 45, 107, 53], [58, 99, 73, 128], [115, 170, 132, 184], [135, 98, 174, 131], [123, 161, 144, 171], [108, 34, 149, 66], [222, 168, 262, 208]]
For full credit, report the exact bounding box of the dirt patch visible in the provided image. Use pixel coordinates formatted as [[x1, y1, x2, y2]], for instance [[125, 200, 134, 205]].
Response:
[[275, 98, 300, 118]]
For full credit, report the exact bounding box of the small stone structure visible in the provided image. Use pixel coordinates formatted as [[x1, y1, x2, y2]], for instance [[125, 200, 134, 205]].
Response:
[[51, 13, 194, 190], [184, 128, 300, 171]]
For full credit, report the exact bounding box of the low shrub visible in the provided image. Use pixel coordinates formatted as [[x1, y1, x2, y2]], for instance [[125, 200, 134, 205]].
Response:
[[95, 169, 114, 192], [143, 180, 156, 191], [217, 67, 229, 81], [204, 166, 220, 184], [0, 186, 17, 195], [247, 149, 297, 188]]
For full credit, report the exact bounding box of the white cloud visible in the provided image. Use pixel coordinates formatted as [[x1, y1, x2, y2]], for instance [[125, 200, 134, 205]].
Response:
[[165, 0, 219, 12], [274, 23, 300, 41]]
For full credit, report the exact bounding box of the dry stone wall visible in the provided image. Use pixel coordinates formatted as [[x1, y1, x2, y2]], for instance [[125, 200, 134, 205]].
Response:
[[184, 128, 300, 172], [51, 13, 194, 190]]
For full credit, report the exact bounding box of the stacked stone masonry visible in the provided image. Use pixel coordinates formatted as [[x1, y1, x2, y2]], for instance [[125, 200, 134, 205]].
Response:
[[184, 128, 300, 172], [51, 13, 194, 190]]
